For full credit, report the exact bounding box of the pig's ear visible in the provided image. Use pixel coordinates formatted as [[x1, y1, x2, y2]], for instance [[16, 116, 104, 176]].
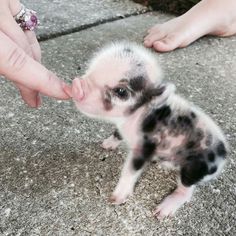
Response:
[[149, 84, 165, 97], [150, 82, 175, 97], [162, 82, 176, 96]]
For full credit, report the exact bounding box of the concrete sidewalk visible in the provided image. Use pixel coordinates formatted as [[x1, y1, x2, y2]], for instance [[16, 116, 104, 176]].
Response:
[[0, 1, 236, 235]]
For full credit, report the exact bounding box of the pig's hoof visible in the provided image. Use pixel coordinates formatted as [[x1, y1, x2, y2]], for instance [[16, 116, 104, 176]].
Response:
[[153, 192, 189, 220], [153, 186, 193, 220], [109, 194, 127, 205], [153, 202, 174, 220], [101, 136, 121, 150]]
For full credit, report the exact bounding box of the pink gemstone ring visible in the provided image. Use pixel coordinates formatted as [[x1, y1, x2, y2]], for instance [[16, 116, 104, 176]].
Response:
[[14, 4, 39, 31]]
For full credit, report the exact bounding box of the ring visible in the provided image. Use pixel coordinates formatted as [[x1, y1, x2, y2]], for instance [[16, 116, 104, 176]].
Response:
[[14, 4, 39, 31]]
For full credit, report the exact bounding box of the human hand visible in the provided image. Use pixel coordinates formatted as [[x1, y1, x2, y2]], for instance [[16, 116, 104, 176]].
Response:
[[0, 0, 71, 107]]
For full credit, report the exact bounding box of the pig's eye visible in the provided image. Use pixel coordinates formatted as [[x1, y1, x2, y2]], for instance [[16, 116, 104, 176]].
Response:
[[113, 87, 129, 99]]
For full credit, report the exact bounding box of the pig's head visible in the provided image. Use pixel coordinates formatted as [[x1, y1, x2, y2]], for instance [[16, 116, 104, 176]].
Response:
[[71, 42, 175, 122]]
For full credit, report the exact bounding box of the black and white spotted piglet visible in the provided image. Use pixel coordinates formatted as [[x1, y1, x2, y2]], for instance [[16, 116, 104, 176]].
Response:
[[65, 42, 228, 219]]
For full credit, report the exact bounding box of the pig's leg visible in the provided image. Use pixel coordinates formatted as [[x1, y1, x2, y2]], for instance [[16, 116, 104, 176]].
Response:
[[110, 136, 156, 204], [153, 183, 194, 220], [109, 152, 142, 204], [101, 129, 122, 150]]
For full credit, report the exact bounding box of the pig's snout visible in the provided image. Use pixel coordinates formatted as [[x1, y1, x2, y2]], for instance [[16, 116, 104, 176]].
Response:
[[72, 78, 85, 101]]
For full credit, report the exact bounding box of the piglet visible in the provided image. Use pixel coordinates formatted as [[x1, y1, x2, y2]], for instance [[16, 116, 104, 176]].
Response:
[[65, 42, 228, 219]]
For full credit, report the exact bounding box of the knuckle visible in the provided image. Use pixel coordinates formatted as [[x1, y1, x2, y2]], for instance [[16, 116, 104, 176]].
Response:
[[24, 46, 33, 57], [6, 47, 27, 72]]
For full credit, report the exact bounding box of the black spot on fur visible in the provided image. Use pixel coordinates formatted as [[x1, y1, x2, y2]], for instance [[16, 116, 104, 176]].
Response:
[[207, 151, 215, 162], [129, 76, 146, 91], [177, 115, 192, 129], [142, 136, 156, 157], [133, 136, 156, 170], [158, 156, 166, 161], [103, 91, 112, 111], [195, 129, 204, 141], [216, 141, 227, 157], [170, 119, 177, 129], [184, 129, 204, 149], [123, 47, 132, 53], [113, 129, 122, 140], [181, 157, 208, 186], [190, 112, 196, 119], [209, 166, 217, 174], [142, 112, 157, 132], [155, 105, 172, 122], [169, 115, 194, 136], [137, 63, 142, 67], [185, 155, 195, 161], [142, 105, 171, 133], [205, 134, 212, 146], [133, 158, 145, 170], [176, 149, 184, 157], [186, 152, 204, 161], [186, 141, 196, 149]]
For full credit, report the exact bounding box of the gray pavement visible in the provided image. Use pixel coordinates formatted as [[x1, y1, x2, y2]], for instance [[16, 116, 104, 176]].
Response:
[[0, 1, 236, 235], [22, 0, 148, 40]]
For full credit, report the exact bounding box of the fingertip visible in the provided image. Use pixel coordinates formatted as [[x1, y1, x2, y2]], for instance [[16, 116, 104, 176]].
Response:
[[24, 99, 38, 108], [37, 71, 71, 100], [18, 89, 38, 108]]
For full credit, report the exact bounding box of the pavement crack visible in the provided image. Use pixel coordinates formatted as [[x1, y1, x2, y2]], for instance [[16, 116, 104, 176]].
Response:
[[38, 9, 151, 42]]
